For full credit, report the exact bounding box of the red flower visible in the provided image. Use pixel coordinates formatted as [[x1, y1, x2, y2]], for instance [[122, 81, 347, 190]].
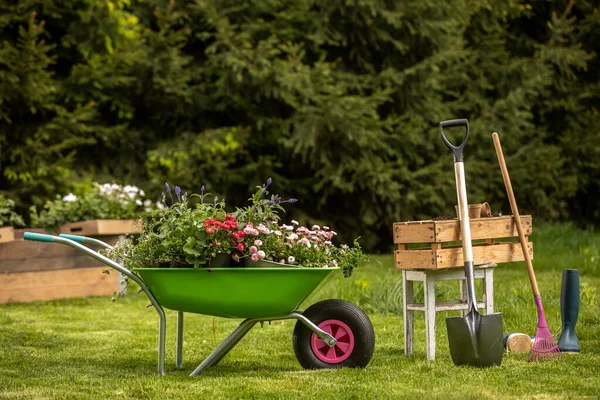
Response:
[[237, 243, 244, 251]]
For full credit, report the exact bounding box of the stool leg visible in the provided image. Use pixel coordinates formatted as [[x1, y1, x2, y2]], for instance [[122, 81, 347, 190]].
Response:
[[424, 275, 436, 360], [403, 270, 414, 356], [484, 268, 494, 314]]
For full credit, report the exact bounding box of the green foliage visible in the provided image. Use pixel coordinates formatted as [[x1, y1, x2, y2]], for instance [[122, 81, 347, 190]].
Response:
[[1, 0, 599, 252], [29, 183, 152, 230], [0, 195, 25, 227]]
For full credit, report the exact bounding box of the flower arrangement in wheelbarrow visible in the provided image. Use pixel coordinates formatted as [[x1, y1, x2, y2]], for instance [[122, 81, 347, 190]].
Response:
[[107, 178, 367, 278]]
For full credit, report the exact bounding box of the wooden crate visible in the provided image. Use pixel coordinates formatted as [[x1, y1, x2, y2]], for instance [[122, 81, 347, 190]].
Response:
[[0, 226, 15, 243], [59, 219, 142, 236], [394, 216, 533, 270]]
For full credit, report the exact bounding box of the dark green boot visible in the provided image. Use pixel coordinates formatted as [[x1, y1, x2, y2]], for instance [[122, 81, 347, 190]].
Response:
[[557, 269, 580, 353]]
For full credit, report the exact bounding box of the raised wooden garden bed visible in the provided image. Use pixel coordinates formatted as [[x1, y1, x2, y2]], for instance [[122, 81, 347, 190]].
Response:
[[393, 215, 533, 270], [0, 221, 139, 304]]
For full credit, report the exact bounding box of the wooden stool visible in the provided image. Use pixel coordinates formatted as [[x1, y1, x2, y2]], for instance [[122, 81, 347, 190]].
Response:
[[402, 263, 496, 360]]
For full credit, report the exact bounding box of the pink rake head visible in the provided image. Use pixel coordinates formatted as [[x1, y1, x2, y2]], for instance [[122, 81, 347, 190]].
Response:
[[529, 296, 561, 361]]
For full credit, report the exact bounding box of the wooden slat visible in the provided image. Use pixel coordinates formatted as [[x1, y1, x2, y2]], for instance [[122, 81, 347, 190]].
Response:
[[0, 226, 15, 243], [0, 240, 78, 260], [0, 266, 119, 304], [395, 242, 533, 270], [407, 300, 486, 312], [0, 235, 122, 273], [393, 221, 435, 243], [59, 219, 142, 236], [393, 216, 532, 243], [0, 255, 105, 273]]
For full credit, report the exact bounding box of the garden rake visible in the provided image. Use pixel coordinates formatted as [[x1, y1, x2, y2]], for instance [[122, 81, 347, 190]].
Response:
[[492, 132, 561, 361]]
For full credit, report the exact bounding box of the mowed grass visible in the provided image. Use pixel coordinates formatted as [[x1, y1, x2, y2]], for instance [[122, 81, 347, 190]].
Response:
[[1, 223, 599, 399]]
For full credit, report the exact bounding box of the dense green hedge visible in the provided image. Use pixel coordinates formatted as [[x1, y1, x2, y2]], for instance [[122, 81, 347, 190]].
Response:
[[1, 0, 599, 251]]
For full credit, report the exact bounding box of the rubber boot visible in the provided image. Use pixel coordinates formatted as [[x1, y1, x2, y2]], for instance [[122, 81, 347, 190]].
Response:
[[557, 269, 581, 353]]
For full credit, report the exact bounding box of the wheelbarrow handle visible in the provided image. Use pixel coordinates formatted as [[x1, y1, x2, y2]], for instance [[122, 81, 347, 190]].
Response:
[[59, 233, 111, 249], [24, 232, 54, 242], [440, 119, 470, 162]]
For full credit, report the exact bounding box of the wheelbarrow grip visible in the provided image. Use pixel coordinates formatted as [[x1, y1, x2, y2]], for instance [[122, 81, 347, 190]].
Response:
[[24, 232, 55, 242], [58, 233, 86, 244]]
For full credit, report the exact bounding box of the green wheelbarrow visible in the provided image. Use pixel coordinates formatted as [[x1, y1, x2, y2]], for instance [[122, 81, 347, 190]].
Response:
[[23, 232, 375, 376]]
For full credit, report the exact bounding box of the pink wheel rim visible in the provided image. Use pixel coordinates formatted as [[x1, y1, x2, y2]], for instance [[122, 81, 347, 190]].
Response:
[[311, 319, 355, 364]]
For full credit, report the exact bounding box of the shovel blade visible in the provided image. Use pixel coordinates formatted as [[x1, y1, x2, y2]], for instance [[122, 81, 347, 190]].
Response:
[[446, 310, 504, 367]]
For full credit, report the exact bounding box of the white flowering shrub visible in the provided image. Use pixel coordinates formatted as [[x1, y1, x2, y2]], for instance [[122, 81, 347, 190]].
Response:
[[30, 182, 155, 230]]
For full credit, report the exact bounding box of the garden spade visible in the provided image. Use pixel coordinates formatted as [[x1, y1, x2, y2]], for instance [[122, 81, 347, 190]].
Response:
[[440, 119, 504, 367]]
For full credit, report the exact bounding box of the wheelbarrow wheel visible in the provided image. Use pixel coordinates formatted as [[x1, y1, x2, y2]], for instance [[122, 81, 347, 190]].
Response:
[[292, 299, 374, 369]]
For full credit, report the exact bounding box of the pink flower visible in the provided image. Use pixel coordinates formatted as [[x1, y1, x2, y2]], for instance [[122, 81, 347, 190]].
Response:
[[298, 237, 311, 247], [312, 225, 320, 231], [254, 239, 263, 246], [250, 246, 258, 254], [257, 224, 270, 234], [251, 253, 259, 261], [257, 250, 265, 259], [273, 230, 282, 236], [286, 233, 298, 241], [279, 259, 285, 264], [237, 243, 244, 251], [206, 227, 215, 234], [244, 226, 259, 235]]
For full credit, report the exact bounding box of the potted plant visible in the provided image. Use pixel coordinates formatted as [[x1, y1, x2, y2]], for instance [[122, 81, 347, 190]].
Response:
[[106, 179, 367, 277], [29, 182, 154, 236], [0, 195, 25, 243]]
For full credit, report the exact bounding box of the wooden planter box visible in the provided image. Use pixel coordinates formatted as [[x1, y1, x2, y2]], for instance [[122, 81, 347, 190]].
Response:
[[393, 216, 533, 270], [59, 218, 142, 236], [0, 222, 137, 304], [0, 226, 15, 243]]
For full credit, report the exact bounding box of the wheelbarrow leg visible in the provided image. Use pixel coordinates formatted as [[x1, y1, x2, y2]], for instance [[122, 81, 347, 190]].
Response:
[[189, 312, 336, 376], [176, 311, 184, 368], [189, 319, 258, 376]]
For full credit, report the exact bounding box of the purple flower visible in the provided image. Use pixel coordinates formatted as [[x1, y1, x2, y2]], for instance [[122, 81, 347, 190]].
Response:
[[165, 183, 174, 204], [175, 186, 181, 202], [262, 177, 272, 194], [286, 198, 298, 204]]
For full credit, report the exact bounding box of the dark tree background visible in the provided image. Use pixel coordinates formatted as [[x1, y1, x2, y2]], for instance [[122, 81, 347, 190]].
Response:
[[1, 0, 599, 252]]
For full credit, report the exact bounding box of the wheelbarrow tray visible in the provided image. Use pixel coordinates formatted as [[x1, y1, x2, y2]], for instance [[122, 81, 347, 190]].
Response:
[[133, 267, 339, 318]]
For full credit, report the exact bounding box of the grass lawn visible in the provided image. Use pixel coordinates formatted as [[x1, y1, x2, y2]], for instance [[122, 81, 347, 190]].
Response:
[[1, 223, 599, 399]]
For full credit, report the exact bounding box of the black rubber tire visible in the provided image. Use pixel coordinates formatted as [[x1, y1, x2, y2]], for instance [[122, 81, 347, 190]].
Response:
[[292, 299, 375, 369]]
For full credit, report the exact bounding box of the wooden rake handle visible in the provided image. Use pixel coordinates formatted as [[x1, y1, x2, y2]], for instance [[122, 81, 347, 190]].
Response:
[[492, 132, 540, 297]]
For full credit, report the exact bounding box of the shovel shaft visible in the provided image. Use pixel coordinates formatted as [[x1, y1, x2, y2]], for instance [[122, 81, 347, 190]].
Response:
[[454, 162, 477, 308]]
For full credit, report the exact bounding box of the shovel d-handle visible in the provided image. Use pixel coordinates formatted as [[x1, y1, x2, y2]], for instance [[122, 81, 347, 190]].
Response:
[[23, 232, 168, 376], [440, 119, 469, 162]]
